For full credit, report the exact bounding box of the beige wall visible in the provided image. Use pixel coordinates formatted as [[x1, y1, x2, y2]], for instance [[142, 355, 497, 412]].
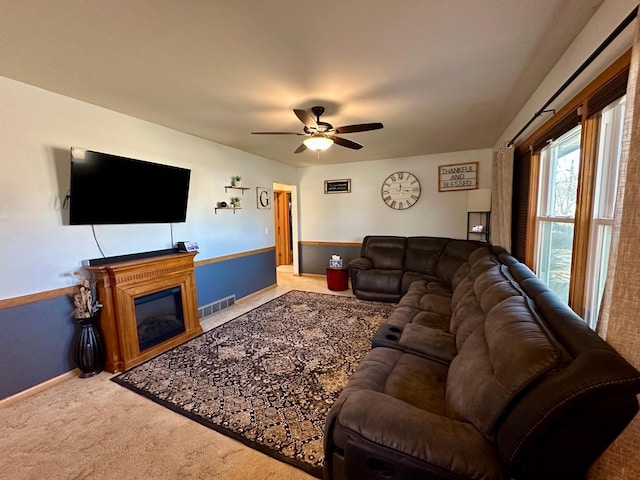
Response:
[[0, 75, 297, 300], [297, 149, 492, 243]]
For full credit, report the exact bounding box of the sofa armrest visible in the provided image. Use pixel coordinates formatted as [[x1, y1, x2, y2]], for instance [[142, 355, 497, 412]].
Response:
[[348, 258, 373, 296], [349, 257, 373, 270], [371, 324, 456, 365], [335, 390, 507, 479]]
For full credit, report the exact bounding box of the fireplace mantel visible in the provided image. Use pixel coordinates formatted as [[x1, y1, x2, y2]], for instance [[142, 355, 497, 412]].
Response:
[[87, 252, 202, 372]]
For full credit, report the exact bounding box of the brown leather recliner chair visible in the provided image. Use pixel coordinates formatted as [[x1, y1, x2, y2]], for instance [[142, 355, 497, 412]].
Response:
[[348, 236, 408, 302]]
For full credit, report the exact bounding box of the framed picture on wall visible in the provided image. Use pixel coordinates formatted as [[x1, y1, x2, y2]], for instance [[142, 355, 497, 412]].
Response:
[[324, 179, 351, 194], [438, 162, 478, 192], [256, 187, 271, 209]]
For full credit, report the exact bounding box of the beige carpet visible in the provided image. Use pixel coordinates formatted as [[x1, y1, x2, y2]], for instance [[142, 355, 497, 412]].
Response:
[[0, 266, 354, 480], [113, 290, 394, 477]]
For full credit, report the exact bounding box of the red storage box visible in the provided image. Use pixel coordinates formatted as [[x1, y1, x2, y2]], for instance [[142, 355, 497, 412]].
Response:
[[326, 266, 349, 291]]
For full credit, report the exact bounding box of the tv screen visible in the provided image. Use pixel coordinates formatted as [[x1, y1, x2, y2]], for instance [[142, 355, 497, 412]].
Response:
[[69, 147, 191, 225]]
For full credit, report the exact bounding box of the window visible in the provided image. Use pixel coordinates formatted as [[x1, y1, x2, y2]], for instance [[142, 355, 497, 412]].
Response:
[[535, 126, 582, 302], [583, 97, 625, 328], [512, 52, 630, 329]]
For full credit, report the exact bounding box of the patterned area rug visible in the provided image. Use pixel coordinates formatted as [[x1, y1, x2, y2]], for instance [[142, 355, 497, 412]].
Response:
[[112, 290, 394, 478]]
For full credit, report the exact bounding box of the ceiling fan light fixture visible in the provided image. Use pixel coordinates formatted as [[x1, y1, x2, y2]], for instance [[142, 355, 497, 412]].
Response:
[[303, 135, 334, 151], [251, 106, 382, 153]]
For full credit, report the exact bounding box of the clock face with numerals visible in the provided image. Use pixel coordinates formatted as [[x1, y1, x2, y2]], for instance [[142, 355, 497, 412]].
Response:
[[381, 171, 421, 210]]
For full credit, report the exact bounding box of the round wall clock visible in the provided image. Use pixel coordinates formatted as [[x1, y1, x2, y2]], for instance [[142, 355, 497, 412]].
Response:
[[381, 171, 421, 210]]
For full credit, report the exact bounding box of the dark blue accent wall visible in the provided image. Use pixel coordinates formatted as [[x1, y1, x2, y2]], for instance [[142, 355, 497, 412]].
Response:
[[195, 249, 276, 305], [0, 296, 76, 399], [299, 244, 361, 275], [0, 249, 276, 400]]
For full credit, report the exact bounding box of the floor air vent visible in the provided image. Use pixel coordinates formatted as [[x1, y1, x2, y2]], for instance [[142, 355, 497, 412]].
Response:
[[198, 295, 236, 319]]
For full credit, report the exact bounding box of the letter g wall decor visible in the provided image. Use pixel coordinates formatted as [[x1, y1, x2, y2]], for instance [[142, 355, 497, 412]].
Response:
[[256, 187, 271, 209]]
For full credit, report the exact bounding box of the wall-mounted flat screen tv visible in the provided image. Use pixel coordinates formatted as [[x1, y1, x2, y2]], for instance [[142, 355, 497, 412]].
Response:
[[69, 147, 191, 225]]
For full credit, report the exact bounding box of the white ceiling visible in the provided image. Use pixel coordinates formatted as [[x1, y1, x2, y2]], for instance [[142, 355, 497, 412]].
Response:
[[0, 0, 605, 167]]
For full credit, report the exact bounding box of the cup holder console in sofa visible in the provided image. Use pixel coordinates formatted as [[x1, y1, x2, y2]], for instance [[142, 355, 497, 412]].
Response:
[[325, 236, 640, 480]]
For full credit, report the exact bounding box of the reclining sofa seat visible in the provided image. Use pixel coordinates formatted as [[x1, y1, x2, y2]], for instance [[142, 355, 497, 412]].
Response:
[[348, 236, 408, 303], [325, 237, 640, 480], [349, 236, 486, 303]]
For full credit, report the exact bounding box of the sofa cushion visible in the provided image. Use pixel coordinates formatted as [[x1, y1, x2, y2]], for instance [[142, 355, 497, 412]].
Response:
[[450, 262, 471, 292], [398, 324, 457, 364], [356, 269, 403, 296], [328, 347, 509, 480], [446, 296, 561, 437], [386, 305, 451, 330], [400, 272, 446, 294], [418, 293, 452, 317], [409, 310, 450, 330], [385, 305, 421, 327], [435, 239, 485, 283], [450, 289, 485, 352], [384, 349, 449, 413], [397, 280, 452, 316], [399, 280, 449, 305], [450, 271, 473, 310], [362, 236, 407, 269], [403, 236, 449, 274], [338, 394, 509, 480], [475, 265, 524, 314]]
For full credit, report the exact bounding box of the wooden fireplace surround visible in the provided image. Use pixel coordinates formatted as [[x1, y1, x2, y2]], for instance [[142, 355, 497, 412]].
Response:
[[87, 252, 202, 373]]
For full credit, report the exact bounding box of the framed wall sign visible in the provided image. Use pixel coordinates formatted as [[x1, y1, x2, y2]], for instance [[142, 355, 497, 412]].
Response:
[[324, 179, 351, 194], [256, 187, 271, 209], [438, 162, 478, 192]]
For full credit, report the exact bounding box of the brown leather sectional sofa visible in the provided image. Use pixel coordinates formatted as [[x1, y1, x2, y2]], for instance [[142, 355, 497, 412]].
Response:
[[324, 236, 640, 480]]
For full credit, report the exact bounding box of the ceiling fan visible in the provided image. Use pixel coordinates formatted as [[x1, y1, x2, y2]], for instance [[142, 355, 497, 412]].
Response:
[[252, 106, 383, 153]]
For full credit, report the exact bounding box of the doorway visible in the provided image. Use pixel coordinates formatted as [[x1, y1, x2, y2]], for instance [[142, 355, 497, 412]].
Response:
[[273, 189, 292, 267]]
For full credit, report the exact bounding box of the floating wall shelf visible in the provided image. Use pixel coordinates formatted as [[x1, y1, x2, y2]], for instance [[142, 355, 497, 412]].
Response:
[[215, 207, 242, 214], [224, 186, 250, 194]]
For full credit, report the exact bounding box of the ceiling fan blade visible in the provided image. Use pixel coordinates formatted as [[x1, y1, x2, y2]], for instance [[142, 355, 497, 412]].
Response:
[[294, 143, 307, 153], [294, 109, 318, 129], [251, 131, 305, 135], [334, 122, 384, 134], [333, 136, 363, 150]]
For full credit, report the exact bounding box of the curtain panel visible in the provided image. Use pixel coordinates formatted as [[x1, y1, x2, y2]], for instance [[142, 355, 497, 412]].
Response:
[[490, 145, 513, 251], [590, 16, 640, 480]]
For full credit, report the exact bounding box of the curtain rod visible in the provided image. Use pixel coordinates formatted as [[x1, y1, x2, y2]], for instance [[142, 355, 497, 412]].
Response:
[[506, 6, 638, 149]]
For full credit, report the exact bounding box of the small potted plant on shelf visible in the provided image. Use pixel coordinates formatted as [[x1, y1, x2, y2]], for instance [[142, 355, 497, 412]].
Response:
[[230, 196, 241, 208], [231, 175, 242, 187]]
